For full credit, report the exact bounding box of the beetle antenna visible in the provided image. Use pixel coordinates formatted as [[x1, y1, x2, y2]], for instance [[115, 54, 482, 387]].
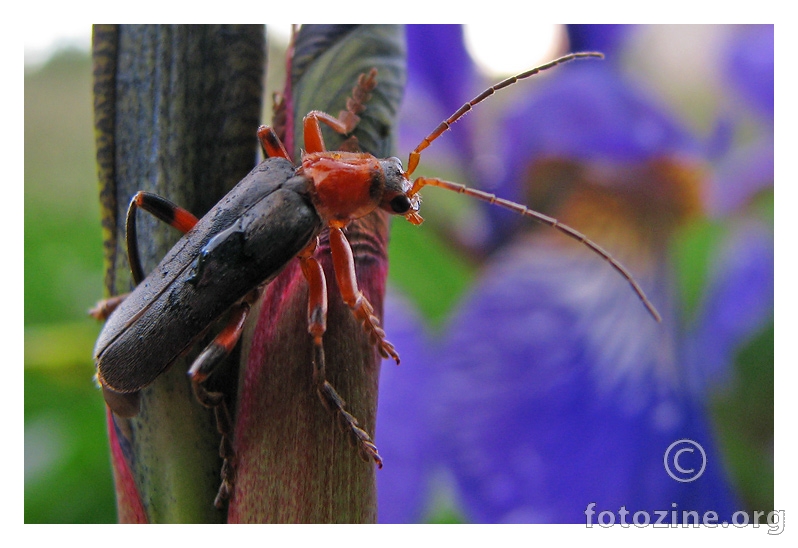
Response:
[[404, 51, 604, 177], [409, 176, 662, 322]]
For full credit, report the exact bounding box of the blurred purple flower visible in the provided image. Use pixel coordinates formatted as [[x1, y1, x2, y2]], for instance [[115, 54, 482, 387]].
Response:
[[376, 291, 435, 524], [399, 25, 476, 174], [377, 24, 772, 523], [434, 241, 738, 523], [691, 25, 774, 388], [706, 25, 773, 217], [685, 222, 774, 389], [482, 61, 704, 248], [724, 25, 774, 119], [567, 24, 632, 57]]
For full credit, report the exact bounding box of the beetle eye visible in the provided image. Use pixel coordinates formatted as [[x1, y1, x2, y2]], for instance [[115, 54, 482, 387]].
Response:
[[389, 195, 412, 214]]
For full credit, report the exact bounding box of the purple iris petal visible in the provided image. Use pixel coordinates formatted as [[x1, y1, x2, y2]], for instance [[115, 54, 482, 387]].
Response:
[[406, 24, 474, 120], [567, 24, 633, 58], [495, 65, 701, 197], [434, 241, 738, 523], [686, 221, 774, 388], [480, 64, 701, 246], [377, 290, 436, 523], [705, 25, 773, 215], [400, 24, 476, 169], [705, 138, 773, 217], [724, 25, 774, 119]]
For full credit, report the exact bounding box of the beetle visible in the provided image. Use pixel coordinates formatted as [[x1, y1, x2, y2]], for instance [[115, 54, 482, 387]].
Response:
[[93, 51, 661, 509]]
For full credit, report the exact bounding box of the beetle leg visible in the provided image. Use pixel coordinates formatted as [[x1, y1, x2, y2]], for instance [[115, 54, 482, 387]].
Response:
[[187, 292, 257, 509], [298, 239, 383, 468], [100, 385, 141, 418], [328, 226, 400, 364], [126, 191, 200, 285], [91, 194, 200, 321], [302, 110, 350, 153], [301, 69, 378, 154], [339, 68, 377, 138], [257, 125, 292, 161], [88, 293, 129, 320]]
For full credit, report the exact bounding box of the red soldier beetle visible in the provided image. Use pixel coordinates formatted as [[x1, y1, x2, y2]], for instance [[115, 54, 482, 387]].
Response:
[[93, 50, 660, 509]]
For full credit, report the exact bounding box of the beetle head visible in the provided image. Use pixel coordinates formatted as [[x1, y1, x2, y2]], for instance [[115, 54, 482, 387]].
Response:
[[377, 157, 423, 225]]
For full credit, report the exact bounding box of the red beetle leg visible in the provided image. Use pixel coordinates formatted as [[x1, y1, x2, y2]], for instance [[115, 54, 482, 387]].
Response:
[[298, 239, 383, 468]]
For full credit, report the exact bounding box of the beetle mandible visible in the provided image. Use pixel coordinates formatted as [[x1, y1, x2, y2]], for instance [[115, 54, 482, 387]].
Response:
[[93, 51, 661, 509]]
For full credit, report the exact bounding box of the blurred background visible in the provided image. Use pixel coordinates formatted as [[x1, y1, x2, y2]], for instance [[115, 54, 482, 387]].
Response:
[[24, 24, 773, 523]]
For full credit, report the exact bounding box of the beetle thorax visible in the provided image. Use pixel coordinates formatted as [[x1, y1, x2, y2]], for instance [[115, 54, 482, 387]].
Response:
[[301, 151, 385, 223]]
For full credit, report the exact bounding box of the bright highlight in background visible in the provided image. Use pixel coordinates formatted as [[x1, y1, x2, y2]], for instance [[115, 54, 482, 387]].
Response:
[[24, 23, 91, 68], [464, 24, 564, 77]]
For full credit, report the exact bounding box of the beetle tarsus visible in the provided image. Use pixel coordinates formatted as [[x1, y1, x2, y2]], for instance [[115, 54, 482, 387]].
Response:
[[89, 293, 128, 320], [186, 299, 254, 509], [193, 380, 237, 509], [352, 297, 400, 364], [317, 380, 383, 468], [214, 475, 233, 510], [334, 67, 379, 138]]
